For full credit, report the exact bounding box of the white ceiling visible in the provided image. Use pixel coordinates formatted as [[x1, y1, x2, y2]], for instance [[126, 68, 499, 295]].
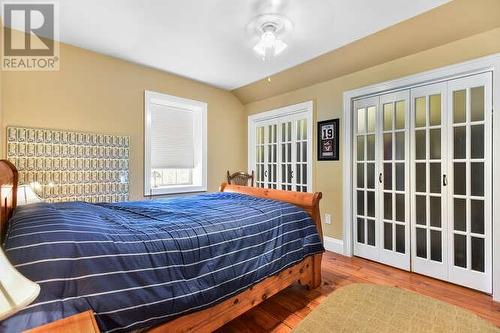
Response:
[[4, 0, 450, 90]]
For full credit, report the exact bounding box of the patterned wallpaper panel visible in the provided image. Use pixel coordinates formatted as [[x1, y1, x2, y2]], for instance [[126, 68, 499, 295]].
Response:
[[6, 127, 130, 203]]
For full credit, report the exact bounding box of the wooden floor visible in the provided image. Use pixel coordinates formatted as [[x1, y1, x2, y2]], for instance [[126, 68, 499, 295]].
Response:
[[217, 252, 500, 332]]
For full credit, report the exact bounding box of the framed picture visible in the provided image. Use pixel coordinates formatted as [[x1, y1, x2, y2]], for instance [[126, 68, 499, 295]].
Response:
[[317, 119, 339, 161]]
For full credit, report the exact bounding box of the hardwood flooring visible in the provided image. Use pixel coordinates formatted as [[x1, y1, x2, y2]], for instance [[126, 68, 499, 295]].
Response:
[[217, 251, 500, 332]]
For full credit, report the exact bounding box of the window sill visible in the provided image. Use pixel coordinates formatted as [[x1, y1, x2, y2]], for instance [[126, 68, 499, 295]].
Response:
[[145, 185, 207, 196]]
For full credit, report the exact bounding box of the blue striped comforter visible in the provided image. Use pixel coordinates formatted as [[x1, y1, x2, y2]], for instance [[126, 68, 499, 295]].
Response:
[[1, 192, 323, 332]]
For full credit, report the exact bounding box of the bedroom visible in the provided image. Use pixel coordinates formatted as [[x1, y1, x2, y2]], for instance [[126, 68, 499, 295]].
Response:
[[0, 0, 500, 332]]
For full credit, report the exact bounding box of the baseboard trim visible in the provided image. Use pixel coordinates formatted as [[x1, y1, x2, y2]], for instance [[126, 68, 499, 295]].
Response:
[[323, 236, 344, 255]]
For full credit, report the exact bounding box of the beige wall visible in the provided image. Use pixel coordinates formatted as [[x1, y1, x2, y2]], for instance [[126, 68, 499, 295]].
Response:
[[0, 42, 246, 200], [244, 27, 500, 239]]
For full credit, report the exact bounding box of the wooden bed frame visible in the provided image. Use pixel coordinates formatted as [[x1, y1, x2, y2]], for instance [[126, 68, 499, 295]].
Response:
[[0, 160, 323, 333]]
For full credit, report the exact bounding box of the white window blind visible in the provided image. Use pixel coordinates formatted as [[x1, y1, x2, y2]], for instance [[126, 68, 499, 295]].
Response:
[[150, 104, 194, 169]]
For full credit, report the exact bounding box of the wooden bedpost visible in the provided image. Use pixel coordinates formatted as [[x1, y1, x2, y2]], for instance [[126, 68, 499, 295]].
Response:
[[0, 160, 18, 243]]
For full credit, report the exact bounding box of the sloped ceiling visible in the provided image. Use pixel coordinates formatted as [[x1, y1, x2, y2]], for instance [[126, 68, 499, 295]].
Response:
[[232, 0, 500, 104]]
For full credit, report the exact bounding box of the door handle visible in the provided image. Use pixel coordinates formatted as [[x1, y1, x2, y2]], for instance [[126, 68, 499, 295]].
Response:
[[443, 174, 448, 186], [264, 170, 268, 178], [379, 173, 383, 184]]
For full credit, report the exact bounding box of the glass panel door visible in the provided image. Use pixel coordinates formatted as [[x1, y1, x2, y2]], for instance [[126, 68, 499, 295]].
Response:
[[447, 73, 492, 293], [379, 90, 410, 270], [410, 82, 449, 280], [353, 96, 380, 261], [250, 105, 312, 193]]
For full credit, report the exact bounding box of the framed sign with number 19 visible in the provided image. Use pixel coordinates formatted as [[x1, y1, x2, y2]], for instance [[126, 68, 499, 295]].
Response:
[[317, 119, 339, 160]]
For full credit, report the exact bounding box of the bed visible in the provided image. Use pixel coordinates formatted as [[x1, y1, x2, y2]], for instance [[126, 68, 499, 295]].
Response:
[[0, 160, 324, 332]]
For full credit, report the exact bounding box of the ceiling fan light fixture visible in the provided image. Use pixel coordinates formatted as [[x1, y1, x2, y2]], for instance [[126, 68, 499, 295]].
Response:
[[250, 14, 291, 60]]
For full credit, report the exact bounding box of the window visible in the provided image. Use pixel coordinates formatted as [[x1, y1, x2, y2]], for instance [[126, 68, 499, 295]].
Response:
[[144, 91, 207, 195]]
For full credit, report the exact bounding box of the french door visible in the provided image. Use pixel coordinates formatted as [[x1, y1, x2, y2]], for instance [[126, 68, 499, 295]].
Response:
[[353, 91, 411, 270], [353, 72, 492, 293], [250, 102, 313, 192]]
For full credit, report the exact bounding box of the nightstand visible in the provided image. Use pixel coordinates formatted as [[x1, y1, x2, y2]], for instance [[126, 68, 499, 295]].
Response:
[[25, 310, 100, 333]]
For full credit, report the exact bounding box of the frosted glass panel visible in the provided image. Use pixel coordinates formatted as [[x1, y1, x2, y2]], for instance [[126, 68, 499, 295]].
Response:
[[471, 237, 485, 272], [416, 195, 426, 225], [395, 132, 405, 160], [415, 97, 426, 127], [367, 191, 375, 217], [453, 90, 466, 123], [302, 164, 307, 185], [454, 127, 466, 159], [395, 101, 405, 130], [454, 234, 467, 268], [384, 193, 392, 220], [471, 162, 484, 196], [384, 163, 392, 190], [430, 196, 441, 228], [454, 163, 466, 195], [384, 222, 393, 250], [367, 106, 376, 132], [367, 220, 376, 246], [384, 133, 392, 160], [367, 163, 375, 189], [429, 129, 441, 159], [416, 163, 426, 192], [429, 94, 441, 126], [471, 199, 484, 234], [357, 218, 365, 243], [454, 198, 466, 231], [384, 103, 393, 130], [429, 163, 441, 194], [357, 136, 364, 161], [471, 86, 484, 122], [367, 135, 375, 161], [396, 194, 404, 222], [415, 130, 426, 160], [395, 225, 405, 254], [430, 230, 442, 262], [471, 125, 484, 159], [395, 163, 404, 191], [416, 228, 427, 258]]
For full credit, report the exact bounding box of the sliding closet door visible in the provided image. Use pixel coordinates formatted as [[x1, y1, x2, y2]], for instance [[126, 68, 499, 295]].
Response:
[[379, 91, 410, 270], [447, 73, 492, 293], [410, 82, 449, 280], [353, 92, 411, 269], [353, 96, 380, 261], [251, 107, 312, 192], [351, 72, 493, 292]]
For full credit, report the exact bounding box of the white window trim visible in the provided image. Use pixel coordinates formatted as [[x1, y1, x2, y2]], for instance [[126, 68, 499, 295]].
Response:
[[144, 90, 207, 195], [248, 101, 313, 191], [342, 53, 500, 302]]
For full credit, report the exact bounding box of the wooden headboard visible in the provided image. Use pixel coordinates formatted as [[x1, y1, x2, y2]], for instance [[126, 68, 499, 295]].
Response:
[[0, 160, 18, 243]]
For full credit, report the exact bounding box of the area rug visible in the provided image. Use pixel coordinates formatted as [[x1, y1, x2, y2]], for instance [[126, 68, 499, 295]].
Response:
[[292, 284, 499, 333]]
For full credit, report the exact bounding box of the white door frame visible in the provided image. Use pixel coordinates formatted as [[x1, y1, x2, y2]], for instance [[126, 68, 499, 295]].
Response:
[[248, 101, 313, 191], [342, 53, 500, 301]]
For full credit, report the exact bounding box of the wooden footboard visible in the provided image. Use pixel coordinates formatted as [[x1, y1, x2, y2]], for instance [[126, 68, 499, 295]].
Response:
[[150, 184, 324, 333]]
